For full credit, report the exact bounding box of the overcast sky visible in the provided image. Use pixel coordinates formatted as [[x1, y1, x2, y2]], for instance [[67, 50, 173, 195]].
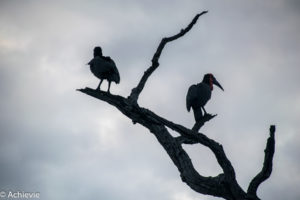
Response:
[[0, 0, 300, 200]]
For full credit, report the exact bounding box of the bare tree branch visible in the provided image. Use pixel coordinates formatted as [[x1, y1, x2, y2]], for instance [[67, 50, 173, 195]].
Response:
[[247, 125, 276, 199], [192, 114, 216, 131], [77, 87, 246, 199], [128, 11, 208, 103], [78, 12, 276, 200]]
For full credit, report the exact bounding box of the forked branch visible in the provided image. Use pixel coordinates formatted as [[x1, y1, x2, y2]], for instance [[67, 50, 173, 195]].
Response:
[[78, 12, 276, 200], [128, 11, 208, 103]]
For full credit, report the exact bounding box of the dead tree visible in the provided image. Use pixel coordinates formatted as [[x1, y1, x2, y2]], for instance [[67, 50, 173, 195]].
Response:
[[78, 11, 275, 200]]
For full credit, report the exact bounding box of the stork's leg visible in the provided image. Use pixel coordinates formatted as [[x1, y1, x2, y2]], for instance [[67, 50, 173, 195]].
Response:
[[96, 79, 103, 90], [193, 107, 203, 122], [107, 81, 111, 93]]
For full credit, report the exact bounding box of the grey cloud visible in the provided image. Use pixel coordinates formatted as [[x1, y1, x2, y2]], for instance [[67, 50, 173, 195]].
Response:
[[1, 1, 300, 200]]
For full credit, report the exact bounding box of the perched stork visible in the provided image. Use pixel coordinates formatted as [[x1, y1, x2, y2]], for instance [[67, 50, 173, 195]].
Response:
[[186, 73, 224, 122], [88, 46, 120, 92]]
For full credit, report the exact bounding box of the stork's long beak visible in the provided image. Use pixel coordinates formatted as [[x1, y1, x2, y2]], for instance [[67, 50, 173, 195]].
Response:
[[213, 78, 224, 91]]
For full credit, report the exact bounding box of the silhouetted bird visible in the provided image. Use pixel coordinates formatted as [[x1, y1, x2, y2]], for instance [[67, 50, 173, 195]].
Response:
[[186, 73, 224, 122], [88, 46, 120, 92]]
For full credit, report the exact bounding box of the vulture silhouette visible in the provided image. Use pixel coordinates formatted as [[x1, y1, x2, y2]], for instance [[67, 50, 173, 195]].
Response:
[[88, 46, 120, 92], [186, 73, 224, 122]]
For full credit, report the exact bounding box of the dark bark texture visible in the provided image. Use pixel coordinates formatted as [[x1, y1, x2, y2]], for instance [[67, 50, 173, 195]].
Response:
[[78, 12, 276, 200]]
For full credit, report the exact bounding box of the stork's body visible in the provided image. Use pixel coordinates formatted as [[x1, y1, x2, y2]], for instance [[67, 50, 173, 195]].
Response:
[[88, 46, 120, 92], [186, 74, 223, 122]]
